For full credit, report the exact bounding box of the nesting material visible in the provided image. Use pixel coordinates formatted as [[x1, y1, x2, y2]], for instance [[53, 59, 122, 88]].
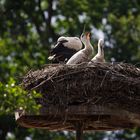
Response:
[[18, 62, 140, 130]]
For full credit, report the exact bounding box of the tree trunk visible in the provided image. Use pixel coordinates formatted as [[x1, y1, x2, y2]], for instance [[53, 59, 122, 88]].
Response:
[[76, 122, 84, 140]]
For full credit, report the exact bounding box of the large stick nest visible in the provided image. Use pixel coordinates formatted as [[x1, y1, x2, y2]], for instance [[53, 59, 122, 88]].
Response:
[[22, 62, 140, 114]]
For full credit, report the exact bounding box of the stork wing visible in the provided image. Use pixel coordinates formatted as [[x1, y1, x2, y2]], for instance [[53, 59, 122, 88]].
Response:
[[67, 51, 88, 64]]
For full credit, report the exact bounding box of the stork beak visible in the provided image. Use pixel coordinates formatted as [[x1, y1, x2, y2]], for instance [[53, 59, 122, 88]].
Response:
[[48, 54, 56, 60], [86, 32, 91, 40], [80, 33, 84, 40]]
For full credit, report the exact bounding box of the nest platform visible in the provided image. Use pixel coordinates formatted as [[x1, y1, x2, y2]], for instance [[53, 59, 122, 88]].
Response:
[[16, 62, 140, 131]]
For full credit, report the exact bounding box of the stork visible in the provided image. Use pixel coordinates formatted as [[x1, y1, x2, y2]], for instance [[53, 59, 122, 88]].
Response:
[[89, 39, 105, 63], [66, 32, 94, 64], [48, 36, 83, 63]]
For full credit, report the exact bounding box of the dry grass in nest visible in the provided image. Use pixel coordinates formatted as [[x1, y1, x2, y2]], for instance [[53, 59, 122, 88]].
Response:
[[22, 62, 140, 114]]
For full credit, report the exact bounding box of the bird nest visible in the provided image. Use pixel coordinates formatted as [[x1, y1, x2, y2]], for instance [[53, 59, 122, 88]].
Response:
[[17, 62, 140, 131]]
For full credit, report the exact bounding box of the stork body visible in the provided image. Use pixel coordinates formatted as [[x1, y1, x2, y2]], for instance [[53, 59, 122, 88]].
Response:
[[48, 36, 83, 63], [66, 32, 94, 64], [89, 39, 105, 63]]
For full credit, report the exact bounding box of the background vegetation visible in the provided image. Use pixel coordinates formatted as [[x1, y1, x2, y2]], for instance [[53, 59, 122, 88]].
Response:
[[0, 0, 140, 139]]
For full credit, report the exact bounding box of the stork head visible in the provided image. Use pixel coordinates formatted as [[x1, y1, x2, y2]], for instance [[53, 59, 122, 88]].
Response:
[[98, 39, 104, 49], [80, 32, 91, 43], [86, 32, 91, 40]]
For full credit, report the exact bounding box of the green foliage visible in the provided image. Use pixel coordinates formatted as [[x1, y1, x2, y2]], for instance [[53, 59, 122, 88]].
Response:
[[107, 10, 140, 63], [0, 78, 41, 115]]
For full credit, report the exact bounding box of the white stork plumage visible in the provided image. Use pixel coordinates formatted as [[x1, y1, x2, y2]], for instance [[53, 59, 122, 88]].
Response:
[[89, 39, 105, 63], [66, 32, 94, 64], [48, 36, 83, 63]]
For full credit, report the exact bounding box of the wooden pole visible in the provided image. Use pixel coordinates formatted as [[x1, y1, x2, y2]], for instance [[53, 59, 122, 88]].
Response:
[[76, 122, 83, 140]]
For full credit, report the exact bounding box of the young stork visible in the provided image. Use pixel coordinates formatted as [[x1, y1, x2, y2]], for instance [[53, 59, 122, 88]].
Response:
[[66, 32, 94, 64], [89, 39, 105, 63], [48, 36, 83, 63]]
